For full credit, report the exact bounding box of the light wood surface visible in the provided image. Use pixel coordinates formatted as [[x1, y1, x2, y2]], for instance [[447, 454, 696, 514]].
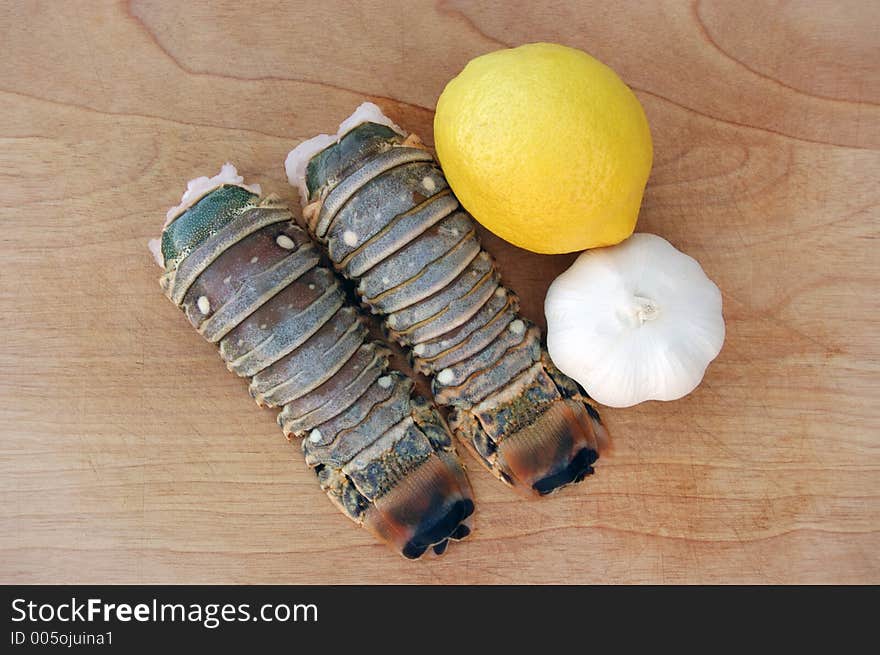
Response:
[[2, 0, 878, 584]]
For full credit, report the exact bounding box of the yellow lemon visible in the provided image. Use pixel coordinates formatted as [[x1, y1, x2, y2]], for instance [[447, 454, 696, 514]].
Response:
[[434, 43, 653, 253]]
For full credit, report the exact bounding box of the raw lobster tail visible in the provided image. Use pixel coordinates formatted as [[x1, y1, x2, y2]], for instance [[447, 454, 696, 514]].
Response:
[[287, 104, 608, 497], [153, 166, 473, 558]]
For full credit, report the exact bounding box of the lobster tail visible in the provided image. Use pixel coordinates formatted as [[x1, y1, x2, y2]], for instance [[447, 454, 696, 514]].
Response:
[[153, 165, 474, 558], [287, 104, 608, 496]]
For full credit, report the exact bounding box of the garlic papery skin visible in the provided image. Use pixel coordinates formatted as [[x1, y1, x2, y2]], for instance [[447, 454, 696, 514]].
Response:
[[544, 233, 725, 408]]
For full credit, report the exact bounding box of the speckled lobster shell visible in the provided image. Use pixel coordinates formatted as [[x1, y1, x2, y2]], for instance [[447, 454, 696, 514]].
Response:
[[298, 122, 607, 497], [157, 183, 473, 559]]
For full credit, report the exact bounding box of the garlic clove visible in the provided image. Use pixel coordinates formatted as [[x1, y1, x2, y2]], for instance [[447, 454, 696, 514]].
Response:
[[544, 233, 725, 408]]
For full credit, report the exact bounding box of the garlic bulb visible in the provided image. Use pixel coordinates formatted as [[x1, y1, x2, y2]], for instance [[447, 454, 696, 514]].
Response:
[[544, 233, 724, 408]]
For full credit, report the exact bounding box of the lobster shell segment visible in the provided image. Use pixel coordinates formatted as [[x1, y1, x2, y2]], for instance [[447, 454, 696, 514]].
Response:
[[287, 105, 608, 497], [154, 169, 473, 557]]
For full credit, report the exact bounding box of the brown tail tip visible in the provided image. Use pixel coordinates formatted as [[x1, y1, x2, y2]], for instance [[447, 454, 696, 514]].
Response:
[[362, 451, 474, 559], [495, 399, 600, 497]]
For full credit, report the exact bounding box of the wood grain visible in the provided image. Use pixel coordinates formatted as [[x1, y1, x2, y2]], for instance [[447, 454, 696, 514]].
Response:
[[1, 0, 878, 584]]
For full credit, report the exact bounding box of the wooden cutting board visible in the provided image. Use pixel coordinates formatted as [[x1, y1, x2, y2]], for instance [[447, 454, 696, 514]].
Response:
[[2, 1, 877, 584]]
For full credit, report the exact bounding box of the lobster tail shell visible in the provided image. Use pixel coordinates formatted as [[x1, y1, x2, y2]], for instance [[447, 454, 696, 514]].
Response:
[[154, 168, 473, 558], [288, 106, 609, 496]]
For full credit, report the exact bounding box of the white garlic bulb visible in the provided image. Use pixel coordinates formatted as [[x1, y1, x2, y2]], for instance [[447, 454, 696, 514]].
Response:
[[544, 233, 725, 408]]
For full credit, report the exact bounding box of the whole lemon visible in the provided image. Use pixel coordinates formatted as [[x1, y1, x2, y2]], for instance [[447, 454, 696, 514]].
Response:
[[434, 43, 653, 253]]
